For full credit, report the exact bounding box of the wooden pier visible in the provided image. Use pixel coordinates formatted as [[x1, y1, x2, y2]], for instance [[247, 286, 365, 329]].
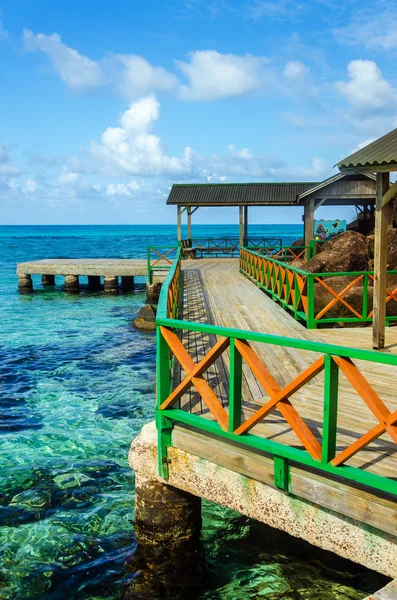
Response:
[[16, 248, 175, 293], [130, 252, 397, 587]]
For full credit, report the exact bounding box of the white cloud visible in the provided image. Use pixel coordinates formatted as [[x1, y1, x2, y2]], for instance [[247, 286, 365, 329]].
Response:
[[115, 54, 178, 97], [228, 145, 253, 159], [334, 13, 397, 51], [91, 95, 193, 175], [283, 60, 309, 79], [24, 179, 38, 193], [177, 50, 269, 101], [23, 29, 101, 91], [335, 60, 395, 113], [355, 138, 376, 151], [106, 180, 143, 196]]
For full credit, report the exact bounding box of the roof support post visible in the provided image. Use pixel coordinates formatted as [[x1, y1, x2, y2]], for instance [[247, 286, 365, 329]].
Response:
[[243, 206, 248, 246], [177, 205, 182, 242], [239, 206, 243, 248], [304, 197, 315, 260], [187, 206, 192, 241], [373, 173, 391, 349]]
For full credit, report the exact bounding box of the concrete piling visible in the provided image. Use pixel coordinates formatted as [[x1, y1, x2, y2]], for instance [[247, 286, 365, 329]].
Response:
[[121, 276, 134, 291], [146, 282, 161, 302], [18, 274, 33, 293], [125, 475, 202, 599], [88, 275, 101, 290], [65, 275, 79, 293], [42, 274, 55, 287], [104, 276, 119, 294]]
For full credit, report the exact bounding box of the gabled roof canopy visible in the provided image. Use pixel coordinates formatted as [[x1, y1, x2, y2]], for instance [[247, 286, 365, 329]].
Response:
[[166, 175, 377, 207], [166, 182, 317, 206], [337, 128, 397, 173]]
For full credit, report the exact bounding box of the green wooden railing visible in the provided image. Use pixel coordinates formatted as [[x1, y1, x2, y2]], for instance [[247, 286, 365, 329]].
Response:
[[240, 247, 397, 328], [147, 246, 178, 284], [155, 246, 397, 497], [180, 237, 283, 258]]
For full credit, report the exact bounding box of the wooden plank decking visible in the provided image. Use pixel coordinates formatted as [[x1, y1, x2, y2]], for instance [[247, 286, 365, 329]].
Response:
[[174, 258, 397, 531]]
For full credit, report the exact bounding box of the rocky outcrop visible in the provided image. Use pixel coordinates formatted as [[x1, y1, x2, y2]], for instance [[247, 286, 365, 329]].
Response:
[[133, 305, 156, 331], [296, 230, 397, 325], [301, 231, 368, 274]]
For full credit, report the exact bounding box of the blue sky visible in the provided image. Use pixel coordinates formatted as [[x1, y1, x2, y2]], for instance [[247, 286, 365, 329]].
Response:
[[0, 0, 396, 225]]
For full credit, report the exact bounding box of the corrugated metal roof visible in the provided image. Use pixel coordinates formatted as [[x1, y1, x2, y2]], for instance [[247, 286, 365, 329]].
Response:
[[337, 128, 397, 171], [166, 182, 318, 206]]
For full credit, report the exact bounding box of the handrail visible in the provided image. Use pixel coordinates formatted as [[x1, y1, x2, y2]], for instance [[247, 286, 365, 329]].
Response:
[[147, 246, 178, 284], [240, 246, 397, 327], [156, 246, 397, 498]]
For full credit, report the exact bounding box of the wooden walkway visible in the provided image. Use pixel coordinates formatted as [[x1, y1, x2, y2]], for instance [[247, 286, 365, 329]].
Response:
[[174, 258, 397, 532]]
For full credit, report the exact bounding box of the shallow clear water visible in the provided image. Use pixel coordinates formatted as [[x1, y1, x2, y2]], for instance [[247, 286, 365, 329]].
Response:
[[0, 225, 388, 599]]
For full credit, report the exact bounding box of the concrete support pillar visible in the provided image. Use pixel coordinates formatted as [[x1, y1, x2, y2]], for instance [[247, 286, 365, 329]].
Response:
[[104, 276, 119, 294], [18, 274, 33, 293], [42, 274, 55, 287], [88, 275, 101, 290], [65, 275, 79, 293], [125, 475, 202, 599], [146, 281, 161, 302], [373, 173, 391, 349], [121, 276, 134, 291], [304, 197, 315, 260]]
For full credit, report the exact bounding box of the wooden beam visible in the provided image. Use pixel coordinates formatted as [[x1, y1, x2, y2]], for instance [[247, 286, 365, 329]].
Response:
[[304, 197, 315, 259], [373, 173, 391, 349], [243, 205, 248, 245], [177, 205, 182, 241], [239, 206, 243, 247], [187, 206, 192, 240], [190, 206, 199, 215], [382, 180, 397, 207]]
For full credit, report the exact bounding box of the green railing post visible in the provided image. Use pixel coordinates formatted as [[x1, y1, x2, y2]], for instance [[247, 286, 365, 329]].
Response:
[[147, 247, 152, 285], [274, 456, 289, 491], [363, 273, 369, 319], [229, 338, 242, 432], [308, 239, 316, 260], [322, 354, 339, 464], [307, 274, 316, 328], [156, 325, 173, 478]]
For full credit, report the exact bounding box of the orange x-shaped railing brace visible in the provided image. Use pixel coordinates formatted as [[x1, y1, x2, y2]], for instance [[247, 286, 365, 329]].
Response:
[[315, 275, 364, 320], [159, 327, 230, 429], [151, 248, 175, 267], [331, 355, 397, 466]]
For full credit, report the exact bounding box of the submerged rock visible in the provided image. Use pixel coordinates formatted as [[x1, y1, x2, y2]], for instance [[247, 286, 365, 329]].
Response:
[[133, 305, 156, 331]]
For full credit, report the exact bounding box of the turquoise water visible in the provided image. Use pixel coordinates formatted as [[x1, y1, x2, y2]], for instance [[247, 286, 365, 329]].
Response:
[[0, 225, 387, 599]]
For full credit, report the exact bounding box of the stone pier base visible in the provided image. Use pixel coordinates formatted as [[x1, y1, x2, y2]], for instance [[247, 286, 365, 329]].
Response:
[[104, 276, 119, 294], [122, 276, 134, 291], [125, 475, 202, 599], [18, 274, 33, 293], [146, 282, 161, 302], [130, 422, 397, 581], [65, 274, 79, 293], [42, 274, 55, 286]]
